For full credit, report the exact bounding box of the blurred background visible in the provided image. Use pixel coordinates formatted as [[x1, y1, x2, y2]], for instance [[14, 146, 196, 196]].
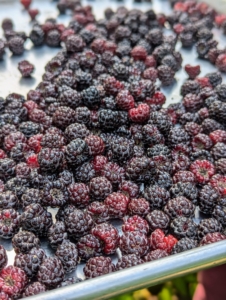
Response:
[[110, 273, 197, 300]]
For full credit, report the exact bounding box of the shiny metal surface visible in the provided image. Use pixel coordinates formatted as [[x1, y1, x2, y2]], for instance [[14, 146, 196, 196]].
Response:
[[26, 241, 226, 300], [1, 1, 226, 299]]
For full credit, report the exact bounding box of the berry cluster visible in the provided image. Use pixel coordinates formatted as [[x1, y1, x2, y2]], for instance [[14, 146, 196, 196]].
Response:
[[0, 0, 226, 298]]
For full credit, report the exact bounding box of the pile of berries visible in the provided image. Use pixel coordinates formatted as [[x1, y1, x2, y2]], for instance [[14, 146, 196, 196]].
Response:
[[1, 0, 226, 298]]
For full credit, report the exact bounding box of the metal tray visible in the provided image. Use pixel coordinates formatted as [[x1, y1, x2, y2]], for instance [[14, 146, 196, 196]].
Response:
[[1, 0, 226, 299]]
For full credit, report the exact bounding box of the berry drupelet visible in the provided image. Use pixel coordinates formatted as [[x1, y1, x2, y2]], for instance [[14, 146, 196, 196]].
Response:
[[84, 256, 115, 279], [37, 257, 64, 288], [55, 239, 78, 273]]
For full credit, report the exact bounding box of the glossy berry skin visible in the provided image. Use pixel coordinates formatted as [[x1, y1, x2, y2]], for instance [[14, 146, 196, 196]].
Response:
[[37, 257, 64, 288], [89, 176, 112, 201], [68, 183, 90, 208], [143, 249, 168, 262], [0, 209, 20, 239], [149, 229, 178, 254], [65, 208, 94, 239], [164, 197, 195, 220], [18, 60, 34, 77], [116, 254, 143, 271], [77, 234, 102, 261], [144, 185, 170, 210], [12, 231, 40, 254], [146, 210, 170, 233], [0, 266, 27, 298], [0, 246, 7, 271], [47, 221, 68, 249], [122, 215, 149, 235], [42, 180, 69, 208], [87, 201, 110, 224], [21, 203, 53, 236], [119, 232, 149, 257], [84, 256, 115, 279], [55, 240, 78, 273], [171, 238, 197, 254], [91, 223, 119, 255], [128, 198, 150, 217], [170, 217, 198, 240], [128, 103, 150, 123], [197, 218, 222, 240], [210, 174, 226, 196], [200, 232, 226, 246], [38, 148, 64, 172], [104, 192, 130, 219], [14, 247, 46, 278], [22, 282, 46, 298]]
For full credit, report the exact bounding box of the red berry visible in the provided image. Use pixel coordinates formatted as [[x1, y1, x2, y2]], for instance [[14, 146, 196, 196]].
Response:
[[20, 0, 32, 9], [26, 154, 39, 168], [173, 23, 184, 35], [196, 77, 212, 88], [142, 67, 158, 82], [149, 229, 178, 254], [91, 223, 119, 255], [128, 103, 150, 123], [216, 54, 226, 72], [131, 46, 147, 61], [92, 155, 108, 174], [190, 160, 215, 184], [210, 174, 226, 196], [116, 90, 135, 111], [0, 150, 6, 159], [215, 14, 226, 27], [0, 266, 27, 298], [145, 56, 157, 68], [28, 8, 39, 20], [184, 64, 201, 79], [28, 134, 43, 153], [122, 215, 149, 235], [104, 192, 129, 219], [210, 130, 226, 144]]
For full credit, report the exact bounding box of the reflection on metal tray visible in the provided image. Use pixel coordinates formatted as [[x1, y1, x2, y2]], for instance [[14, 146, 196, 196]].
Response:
[[0, 0, 226, 300]]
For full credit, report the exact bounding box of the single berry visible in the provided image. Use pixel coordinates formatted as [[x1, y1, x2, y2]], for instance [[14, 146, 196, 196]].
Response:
[[77, 234, 102, 261], [104, 192, 129, 219], [55, 239, 78, 273], [14, 247, 46, 278], [18, 60, 34, 77], [87, 201, 110, 224], [149, 229, 178, 254], [197, 218, 222, 240], [171, 238, 197, 254], [185, 64, 201, 79], [122, 215, 149, 235], [144, 185, 170, 210], [47, 221, 68, 249], [64, 208, 93, 239], [146, 210, 170, 233], [22, 282, 46, 298], [89, 176, 112, 202], [84, 256, 115, 279], [209, 174, 226, 196], [190, 160, 215, 184], [21, 203, 53, 236], [200, 232, 226, 246], [164, 197, 195, 219], [37, 257, 64, 288], [170, 217, 197, 239], [144, 249, 168, 262], [127, 198, 150, 217], [0, 209, 20, 239], [68, 183, 90, 208], [0, 266, 27, 298], [116, 254, 143, 271], [119, 232, 149, 257], [91, 223, 119, 255], [12, 231, 40, 254]]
